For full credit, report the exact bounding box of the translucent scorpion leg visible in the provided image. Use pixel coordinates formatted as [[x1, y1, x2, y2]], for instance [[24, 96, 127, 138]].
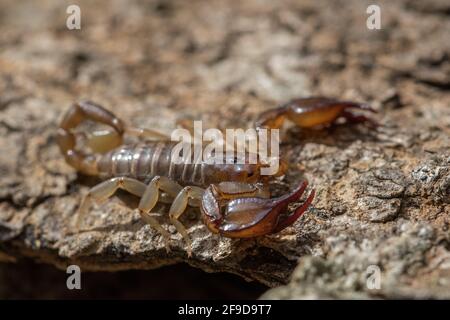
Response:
[[159, 176, 201, 207], [138, 176, 172, 253], [175, 119, 205, 145], [125, 127, 170, 141], [76, 177, 146, 229], [138, 176, 203, 254], [158, 176, 183, 198], [169, 186, 204, 257], [176, 119, 195, 137]]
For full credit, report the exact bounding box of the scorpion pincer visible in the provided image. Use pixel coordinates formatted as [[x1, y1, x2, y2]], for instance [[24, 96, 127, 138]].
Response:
[[57, 97, 375, 255]]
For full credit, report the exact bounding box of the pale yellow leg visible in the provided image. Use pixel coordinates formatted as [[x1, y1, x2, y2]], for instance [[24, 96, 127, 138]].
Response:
[[77, 177, 146, 229], [125, 127, 170, 141], [168, 186, 204, 257], [77, 175, 203, 256], [77, 177, 172, 253], [138, 176, 179, 253]]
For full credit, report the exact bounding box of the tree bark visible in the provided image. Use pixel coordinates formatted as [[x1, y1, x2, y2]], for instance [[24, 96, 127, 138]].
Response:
[[0, 0, 449, 298]]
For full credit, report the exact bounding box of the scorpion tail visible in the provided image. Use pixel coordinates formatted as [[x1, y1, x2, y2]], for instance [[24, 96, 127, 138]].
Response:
[[57, 101, 124, 175]]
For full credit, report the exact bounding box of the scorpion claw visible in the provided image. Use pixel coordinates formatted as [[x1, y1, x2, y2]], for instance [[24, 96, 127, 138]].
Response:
[[272, 186, 315, 233], [201, 181, 314, 238], [256, 97, 377, 130]]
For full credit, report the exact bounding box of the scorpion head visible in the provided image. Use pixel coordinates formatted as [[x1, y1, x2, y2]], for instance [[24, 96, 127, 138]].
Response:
[[222, 161, 263, 183], [205, 155, 288, 185]]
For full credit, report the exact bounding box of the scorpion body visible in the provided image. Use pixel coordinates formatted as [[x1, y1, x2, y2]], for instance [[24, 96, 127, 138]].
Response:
[[96, 142, 264, 187], [58, 98, 375, 256], [98, 142, 205, 184]]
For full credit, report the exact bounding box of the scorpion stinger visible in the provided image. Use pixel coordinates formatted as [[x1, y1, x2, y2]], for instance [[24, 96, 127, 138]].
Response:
[[57, 100, 170, 175], [57, 100, 125, 175]]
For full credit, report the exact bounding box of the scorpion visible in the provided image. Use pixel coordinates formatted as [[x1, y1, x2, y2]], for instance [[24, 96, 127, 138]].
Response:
[[57, 97, 375, 255]]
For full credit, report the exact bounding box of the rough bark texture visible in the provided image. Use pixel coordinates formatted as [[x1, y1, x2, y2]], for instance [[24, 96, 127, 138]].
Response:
[[0, 0, 449, 298]]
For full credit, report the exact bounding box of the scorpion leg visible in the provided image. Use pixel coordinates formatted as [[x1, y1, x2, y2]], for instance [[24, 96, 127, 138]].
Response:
[[77, 177, 146, 227], [138, 176, 182, 253], [256, 97, 376, 129], [77, 176, 178, 253], [169, 186, 205, 257], [139, 176, 204, 255], [176, 118, 205, 145], [125, 126, 170, 141]]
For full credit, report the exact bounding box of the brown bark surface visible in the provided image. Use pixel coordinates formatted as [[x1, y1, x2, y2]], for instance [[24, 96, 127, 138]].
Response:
[[0, 0, 449, 298]]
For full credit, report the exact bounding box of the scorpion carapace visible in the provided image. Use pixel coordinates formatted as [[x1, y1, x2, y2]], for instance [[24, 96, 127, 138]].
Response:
[[58, 97, 374, 255]]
